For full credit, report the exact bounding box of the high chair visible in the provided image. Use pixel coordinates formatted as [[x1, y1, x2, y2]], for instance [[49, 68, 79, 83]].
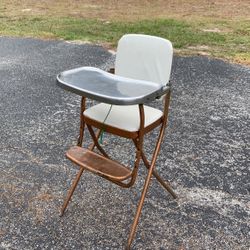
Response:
[[57, 34, 177, 249]]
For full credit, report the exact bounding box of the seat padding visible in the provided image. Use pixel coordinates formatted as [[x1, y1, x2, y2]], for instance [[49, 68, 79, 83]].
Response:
[[84, 103, 163, 132]]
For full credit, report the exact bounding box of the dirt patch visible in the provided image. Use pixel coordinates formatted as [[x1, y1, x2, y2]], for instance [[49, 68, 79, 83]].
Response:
[[2, 0, 250, 21]]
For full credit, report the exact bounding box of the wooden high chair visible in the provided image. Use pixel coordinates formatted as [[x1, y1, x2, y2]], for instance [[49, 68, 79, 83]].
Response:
[[57, 34, 177, 249]]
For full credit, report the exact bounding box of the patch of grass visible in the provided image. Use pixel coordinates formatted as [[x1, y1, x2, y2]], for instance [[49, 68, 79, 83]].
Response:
[[1, 0, 250, 64], [0, 15, 249, 65], [0, 17, 226, 46]]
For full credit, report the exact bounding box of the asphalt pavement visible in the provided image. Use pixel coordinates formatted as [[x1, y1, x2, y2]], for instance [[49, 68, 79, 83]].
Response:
[[0, 36, 249, 249]]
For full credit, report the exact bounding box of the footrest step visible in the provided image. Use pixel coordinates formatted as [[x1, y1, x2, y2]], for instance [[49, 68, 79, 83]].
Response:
[[66, 146, 132, 181]]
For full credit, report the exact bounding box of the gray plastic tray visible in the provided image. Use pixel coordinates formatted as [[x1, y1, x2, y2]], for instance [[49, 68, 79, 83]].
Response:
[[57, 67, 169, 105]]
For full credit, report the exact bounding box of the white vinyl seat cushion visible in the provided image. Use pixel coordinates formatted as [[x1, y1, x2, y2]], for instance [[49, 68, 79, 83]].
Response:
[[84, 103, 163, 132]]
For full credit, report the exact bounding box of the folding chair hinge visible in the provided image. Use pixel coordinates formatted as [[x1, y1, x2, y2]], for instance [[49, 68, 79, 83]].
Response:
[[167, 80, 172, 88], [135, 151, 141, 162]]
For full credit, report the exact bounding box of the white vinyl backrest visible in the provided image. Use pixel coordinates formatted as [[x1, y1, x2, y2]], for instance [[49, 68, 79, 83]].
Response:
[[115, 34, 173, 86]]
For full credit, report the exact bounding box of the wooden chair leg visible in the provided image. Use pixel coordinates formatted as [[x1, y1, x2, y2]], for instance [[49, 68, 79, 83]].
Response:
[[88, 129, 101, 151], [151, 169, 177, 199], [127, 120, 174, 248], [60, 168, 84, 216], [87, 124, 110, 158], [126, 166, 154, 249], [77, 97, 86, 147], [141, 152, 177, 199], [133, 139, 177, 199]]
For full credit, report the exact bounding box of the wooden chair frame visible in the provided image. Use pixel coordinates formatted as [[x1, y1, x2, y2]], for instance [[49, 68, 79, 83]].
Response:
[[60, 75, 177, 249]]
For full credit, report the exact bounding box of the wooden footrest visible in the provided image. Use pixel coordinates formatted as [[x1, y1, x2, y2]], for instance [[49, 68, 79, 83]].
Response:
[[66, 146, 132, 181]]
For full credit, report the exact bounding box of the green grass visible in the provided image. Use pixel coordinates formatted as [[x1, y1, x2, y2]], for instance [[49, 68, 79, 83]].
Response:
[[0, 17, 226, 47], [0, 16, 249, 64]]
